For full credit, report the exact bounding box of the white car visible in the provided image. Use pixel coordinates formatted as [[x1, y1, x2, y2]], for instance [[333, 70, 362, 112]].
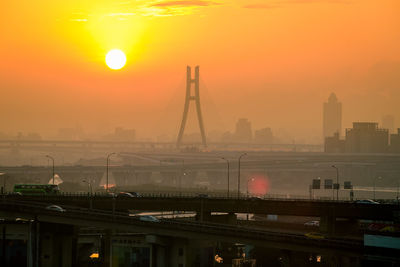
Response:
[[46, 205, 66, 212], [356, 199, 379, 204], [304, 220, 320, 227], [139, 215, 159, 222]]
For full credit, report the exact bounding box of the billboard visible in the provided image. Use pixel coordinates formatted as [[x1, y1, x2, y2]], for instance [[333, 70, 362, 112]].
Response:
[[312, 179, 321, 189], [344, 181, 352, 189], [324, 179, 333, 189]]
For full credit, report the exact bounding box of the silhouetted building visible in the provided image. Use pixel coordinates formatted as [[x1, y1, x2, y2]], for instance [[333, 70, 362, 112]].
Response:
[[390, 128, 400, 153], [234, 118, 252, 143], [57, 126, 84, 140], [345, 122, 388, 153], [324, 132, 345, 153], [323, 93, 342, 138], [254, 128, 273, 144], [113, 127, 136, 142], [382, 115, 395, 134]]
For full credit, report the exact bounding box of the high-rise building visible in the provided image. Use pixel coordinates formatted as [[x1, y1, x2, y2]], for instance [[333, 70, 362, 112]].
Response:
[[254, 128, 273, 144], [382, 115, 395, 134], [345, 122, 388, 153], [323, 93, 342, 138], [324, 132, 345, 153], [390, 128, 400, 153], [234, 118, 252, 143]]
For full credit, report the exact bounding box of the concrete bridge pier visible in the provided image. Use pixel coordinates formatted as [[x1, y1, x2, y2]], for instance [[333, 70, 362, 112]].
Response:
[[101, 230, 112, 267], [38, 222, 77, 267], [320, 216, 359, 235], [320, 215, 336, 234]]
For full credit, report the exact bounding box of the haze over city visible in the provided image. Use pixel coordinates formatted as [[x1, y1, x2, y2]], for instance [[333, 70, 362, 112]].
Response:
[[1, 1, 400, 266], [1, 0, 399, 144]]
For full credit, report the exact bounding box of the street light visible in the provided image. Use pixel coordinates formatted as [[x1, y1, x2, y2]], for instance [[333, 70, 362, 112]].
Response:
[[237, 153, 247, 198], [246, 177, 255, 220], [106, 152, 116, 192], [247, 177, 255, 198], [332, 165, 339, 200], [46, 155, 55, 184], [82, 179, 93, 196], [221, 158, 230, 198], [0, 173, 5, 194], [373, 176, 382, 200]]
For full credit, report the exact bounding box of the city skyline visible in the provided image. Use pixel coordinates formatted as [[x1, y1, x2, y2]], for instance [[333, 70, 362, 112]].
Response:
[[1, 1, 399, 143]]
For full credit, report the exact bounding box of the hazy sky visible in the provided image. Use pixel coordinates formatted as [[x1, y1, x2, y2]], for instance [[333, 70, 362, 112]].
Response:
[[0, 0, 399, 142]]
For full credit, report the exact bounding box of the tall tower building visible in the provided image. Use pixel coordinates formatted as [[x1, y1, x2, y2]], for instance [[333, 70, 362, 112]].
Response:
[[235, 118, 252, 143], [382, 115, 395, 134], [323, 93, 342, 138]]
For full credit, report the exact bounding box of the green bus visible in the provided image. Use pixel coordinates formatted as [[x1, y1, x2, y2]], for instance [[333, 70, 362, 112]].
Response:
[[13, 184, 60, 195]]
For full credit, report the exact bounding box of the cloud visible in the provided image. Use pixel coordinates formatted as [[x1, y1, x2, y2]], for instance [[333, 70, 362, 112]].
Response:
[[244, 0, 351, 9], [278, 0, 351, 3], [151, 0, 220, 7], [69, 18, 88, 22], [139, 0, 221, 16], [243, 4, 279, 9]]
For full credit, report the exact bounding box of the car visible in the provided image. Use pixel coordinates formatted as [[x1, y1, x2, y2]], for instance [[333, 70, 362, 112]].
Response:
[[128, 192, 141, 197], [305, 232, 325, 239], [380, 226, 396, 233], [117, 192, 135, 198], [45, 204, 66, 212], [139, 215, 159, 222], [356, 199, 380, 204], [304, 220, 320, 227], [15, 217, 31, 222]]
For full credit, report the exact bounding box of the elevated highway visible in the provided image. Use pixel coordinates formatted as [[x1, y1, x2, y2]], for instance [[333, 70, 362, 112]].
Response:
[[4, 195, 399, 221], [0, 200, 363, 255]]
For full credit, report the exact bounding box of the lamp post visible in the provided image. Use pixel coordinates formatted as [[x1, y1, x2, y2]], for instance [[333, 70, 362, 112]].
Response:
[[246, 177, 255, 220], [332, 165, 339, 200], [247, 177, 255, 198], [106, 152, 116, 192], [221, 158, 230, 198], [46, 155, 55, 184], [373, 176, 382, 200], [0, 173, 5, 194], [179, 160, 185, 196], [237, 153, 247, 198], [82, 179, 93, 196]]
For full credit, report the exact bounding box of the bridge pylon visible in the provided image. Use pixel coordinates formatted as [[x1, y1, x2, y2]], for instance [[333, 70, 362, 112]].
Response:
[[176, 66, 207, 148]]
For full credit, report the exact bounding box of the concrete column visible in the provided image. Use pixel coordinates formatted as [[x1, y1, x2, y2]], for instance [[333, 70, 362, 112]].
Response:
[[320, 215, 335, 234], [101, 230, 112, 267]]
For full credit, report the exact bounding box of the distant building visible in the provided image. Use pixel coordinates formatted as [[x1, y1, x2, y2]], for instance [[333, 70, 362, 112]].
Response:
[[57, 126, 84, 140], [324, 132, 345, 153], [345, 122, 388, 153], [113, 127, 136, 142], [382, 115, 395, 134], [254, 128, 273, 144], [390, 128, 400, 153], [323, 93, 342, 138], [234, 118, 252, 143]]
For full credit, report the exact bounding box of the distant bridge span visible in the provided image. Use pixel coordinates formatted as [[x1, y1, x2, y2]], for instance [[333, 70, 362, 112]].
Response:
[[0, 139, 323, 152]]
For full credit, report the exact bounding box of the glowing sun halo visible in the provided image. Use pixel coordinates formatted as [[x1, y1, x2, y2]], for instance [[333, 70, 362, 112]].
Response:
[[105, 49, 126, 70]]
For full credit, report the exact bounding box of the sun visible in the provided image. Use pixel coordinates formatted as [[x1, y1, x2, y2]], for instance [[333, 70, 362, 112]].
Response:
[[105, 49, 126, 70]]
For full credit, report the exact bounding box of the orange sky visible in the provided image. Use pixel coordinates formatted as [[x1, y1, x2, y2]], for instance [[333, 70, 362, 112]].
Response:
[[0, 0, 399, 143]]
